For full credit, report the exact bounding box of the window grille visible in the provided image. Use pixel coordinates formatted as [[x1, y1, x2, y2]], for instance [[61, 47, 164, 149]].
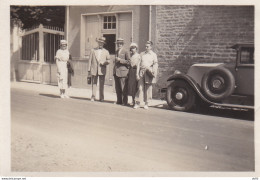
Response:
[[21, 32, 39, 61], [44, 33, 64, 63], [103, 15, 116, 29]]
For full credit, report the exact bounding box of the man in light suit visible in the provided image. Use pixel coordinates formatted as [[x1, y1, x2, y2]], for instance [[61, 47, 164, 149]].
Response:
[[88, 37, 110, 102], [114, 38, 130, 105], [134, 41, 158, 110]]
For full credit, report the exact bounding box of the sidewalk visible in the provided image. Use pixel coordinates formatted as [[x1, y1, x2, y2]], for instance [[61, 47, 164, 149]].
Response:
[[11, 81, 167, 108]]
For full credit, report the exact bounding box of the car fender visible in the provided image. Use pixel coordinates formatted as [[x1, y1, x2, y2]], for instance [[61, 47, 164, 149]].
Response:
[[167, 73, 213, 105]]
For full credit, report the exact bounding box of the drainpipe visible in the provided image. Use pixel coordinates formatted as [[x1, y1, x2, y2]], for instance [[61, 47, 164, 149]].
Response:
[[65, 6, 69, 42], [149, 5, 152, 41]]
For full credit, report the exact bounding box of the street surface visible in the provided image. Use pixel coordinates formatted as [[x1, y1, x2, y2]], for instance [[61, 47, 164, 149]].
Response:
[[11, 84, 254, 172]]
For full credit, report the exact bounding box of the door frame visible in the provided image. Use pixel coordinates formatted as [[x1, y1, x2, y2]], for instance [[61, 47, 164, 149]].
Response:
[[102, 33, 116, 86], [80, 10, 133, 58]]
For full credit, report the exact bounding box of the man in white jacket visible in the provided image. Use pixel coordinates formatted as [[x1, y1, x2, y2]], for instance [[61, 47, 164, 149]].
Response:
[[88, 37, 110, 102]]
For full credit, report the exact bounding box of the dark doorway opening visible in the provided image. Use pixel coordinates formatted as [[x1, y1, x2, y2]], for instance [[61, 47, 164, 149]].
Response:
[[103, 34, 116, 55]]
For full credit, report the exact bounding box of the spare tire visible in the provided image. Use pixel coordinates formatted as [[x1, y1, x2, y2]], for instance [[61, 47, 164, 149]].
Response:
[[201, 67, 235, 101]]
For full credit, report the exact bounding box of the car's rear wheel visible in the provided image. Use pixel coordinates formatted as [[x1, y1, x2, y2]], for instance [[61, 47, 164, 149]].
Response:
[[201, 68, 235, 101], [166, 80, 196, 111]]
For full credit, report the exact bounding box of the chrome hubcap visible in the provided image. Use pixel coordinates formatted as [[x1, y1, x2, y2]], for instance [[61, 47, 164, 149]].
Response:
[[175, 92, 183, 100], [212, 79, 222, 89]]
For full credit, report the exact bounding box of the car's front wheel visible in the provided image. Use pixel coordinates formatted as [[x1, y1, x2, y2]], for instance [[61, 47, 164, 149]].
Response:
[[166, 80, 196, 111]]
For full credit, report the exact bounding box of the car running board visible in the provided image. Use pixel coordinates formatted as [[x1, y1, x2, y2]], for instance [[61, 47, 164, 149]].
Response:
[[210, 102, 254, 110]]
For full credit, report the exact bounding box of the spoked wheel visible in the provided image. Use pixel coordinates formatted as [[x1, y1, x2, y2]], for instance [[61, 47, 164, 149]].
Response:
[[166, 80, 196, 111]]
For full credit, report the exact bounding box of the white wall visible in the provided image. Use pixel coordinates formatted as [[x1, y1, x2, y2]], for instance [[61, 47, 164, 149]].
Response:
[[10, 21, 21, 81]]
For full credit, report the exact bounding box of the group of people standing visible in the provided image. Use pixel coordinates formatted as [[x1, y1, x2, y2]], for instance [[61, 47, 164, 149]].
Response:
[[55, 37, 158, 110]]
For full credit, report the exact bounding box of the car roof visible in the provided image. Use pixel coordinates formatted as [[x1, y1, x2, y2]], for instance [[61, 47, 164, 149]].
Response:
[[230, 43, 254, 49]]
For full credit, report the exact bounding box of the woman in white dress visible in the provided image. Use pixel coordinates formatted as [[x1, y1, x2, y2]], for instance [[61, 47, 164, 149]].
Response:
[[55, 40, 70, 98]]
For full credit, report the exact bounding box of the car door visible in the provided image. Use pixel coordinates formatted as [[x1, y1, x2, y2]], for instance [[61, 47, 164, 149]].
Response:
[[235, 47, 254, 96]]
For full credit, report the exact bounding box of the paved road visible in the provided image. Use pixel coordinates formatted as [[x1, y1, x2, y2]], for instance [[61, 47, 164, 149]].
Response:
[[11, 88, 254, 172]]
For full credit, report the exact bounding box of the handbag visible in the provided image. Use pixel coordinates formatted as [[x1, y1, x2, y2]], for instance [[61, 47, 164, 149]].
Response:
[[146, 68, 155, 78], [87, 75, 92, 85], [67, 61, 74, 74]]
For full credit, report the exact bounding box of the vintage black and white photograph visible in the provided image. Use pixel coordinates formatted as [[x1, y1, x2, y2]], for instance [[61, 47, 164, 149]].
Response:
[[2, 1, 259, 177]]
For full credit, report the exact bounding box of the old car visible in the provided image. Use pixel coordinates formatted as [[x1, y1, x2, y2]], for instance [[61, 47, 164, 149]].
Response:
[[166, 43, 254, 111]]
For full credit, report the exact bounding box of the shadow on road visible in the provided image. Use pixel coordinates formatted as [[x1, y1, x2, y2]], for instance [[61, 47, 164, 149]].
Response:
[[193, 106, 254, 121], [38, 93, 117, 105], [69, 96, 91, 101], [150, 104, 254, 121], [69, 96, 115, 104], [101, 100, 117, 104], [39, 93, 60, 98], [38, 92, 254, 121]]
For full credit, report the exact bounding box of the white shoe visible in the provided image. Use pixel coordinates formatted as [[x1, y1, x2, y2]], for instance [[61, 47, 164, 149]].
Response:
[[133, 104, 140, 109], [64, 94, 70, 99], [144, 105, 149, 110], [60, 94, 65, 99], [91, 98, 95, 102]]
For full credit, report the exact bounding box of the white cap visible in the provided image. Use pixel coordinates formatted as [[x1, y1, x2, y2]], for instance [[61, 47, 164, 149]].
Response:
[[60, 40, 67, 45], [130, 42, 138, 48]]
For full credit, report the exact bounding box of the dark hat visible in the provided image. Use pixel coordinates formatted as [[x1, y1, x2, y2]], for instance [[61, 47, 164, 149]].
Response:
[[96, 37, 106, 43], [146, 40, 153, 45], [115, 38, 124, 44]]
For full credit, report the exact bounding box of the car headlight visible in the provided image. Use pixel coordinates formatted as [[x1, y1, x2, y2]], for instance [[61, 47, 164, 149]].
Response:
[[174, 70, 181, 75]]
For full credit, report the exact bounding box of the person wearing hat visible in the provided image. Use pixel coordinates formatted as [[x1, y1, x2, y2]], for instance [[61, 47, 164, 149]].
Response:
[[114, 38, 130, 105], [88, 37, 110, 102], [55, 39, 71, 98], [127, 42, 141, 106], [134, 40, 158, 110]]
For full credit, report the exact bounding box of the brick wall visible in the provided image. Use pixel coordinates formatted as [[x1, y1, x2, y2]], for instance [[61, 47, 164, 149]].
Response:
[[153, 5, 254, 98]]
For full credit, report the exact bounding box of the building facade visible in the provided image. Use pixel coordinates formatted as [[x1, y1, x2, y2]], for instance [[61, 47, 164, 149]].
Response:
[[66, 5, 254, 97], [12, 5, 254, 98], [66, 6, 149, 88]]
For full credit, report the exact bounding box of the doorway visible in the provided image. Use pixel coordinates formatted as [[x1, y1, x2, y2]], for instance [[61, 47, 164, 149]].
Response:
[[83, 12, 133, 86], [103, 34, 116, 86]]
